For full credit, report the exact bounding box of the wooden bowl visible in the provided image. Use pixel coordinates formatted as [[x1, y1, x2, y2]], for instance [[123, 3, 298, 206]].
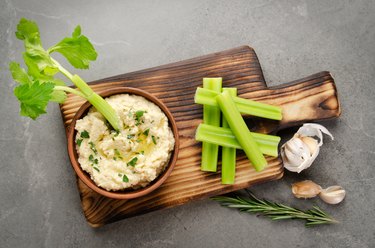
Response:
[[67, 87, 179, 199]]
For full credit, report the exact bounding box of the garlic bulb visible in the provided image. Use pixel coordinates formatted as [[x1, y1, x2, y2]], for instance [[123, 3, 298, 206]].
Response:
[[281, 123, 334, 173], [291, 180, 322, 198], [319, 186, 346, 204]]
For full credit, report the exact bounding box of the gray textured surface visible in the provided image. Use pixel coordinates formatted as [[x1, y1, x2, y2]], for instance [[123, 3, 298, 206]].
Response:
[[1, 0, 374, 247]]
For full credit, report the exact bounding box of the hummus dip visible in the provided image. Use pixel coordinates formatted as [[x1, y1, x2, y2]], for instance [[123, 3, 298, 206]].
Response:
[[74, 94, 175, 191]]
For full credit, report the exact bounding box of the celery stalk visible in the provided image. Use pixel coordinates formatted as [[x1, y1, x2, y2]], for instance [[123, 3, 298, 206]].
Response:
[[195, 124, 280, 157], [216, 91, 267, 171], [86, 93, 120, 131], [201, 78, 222, 172], [194, 87, 282, 120], [221, 88, 237, 184], [71, 75, 120, 131]]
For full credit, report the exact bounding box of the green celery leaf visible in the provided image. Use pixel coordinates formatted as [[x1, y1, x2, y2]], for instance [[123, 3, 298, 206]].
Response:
[[15, 18, 40, 42], [9, 62, 32, 85], [23, 53, 65, 86], [50, 89, 67, 103], [14, 81, 54, 120], [16, 18, 58, 76], [23, 50, 58, 76], [49, 25, 98, 69]]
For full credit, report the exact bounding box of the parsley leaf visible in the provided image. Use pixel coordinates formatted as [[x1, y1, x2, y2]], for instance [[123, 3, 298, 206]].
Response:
[[76, 139, 83, 146], [122, 174, 129, 182], [114, 149, 123, 159], [127, 157, 138, 167], [13, 81, 54, 120], [135, 110, 145, 119], [49, 26, 97, 69], [134, 110, 145, 125], [89, 154, 94, 161], [80, 130, 90, 138], [89, 141, 97, 154], [151, 135, 157, 145], [143, 128, 149, 136]]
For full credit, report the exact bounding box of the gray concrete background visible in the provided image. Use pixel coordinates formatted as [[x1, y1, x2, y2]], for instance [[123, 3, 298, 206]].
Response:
[[1, 0, 374, 247]]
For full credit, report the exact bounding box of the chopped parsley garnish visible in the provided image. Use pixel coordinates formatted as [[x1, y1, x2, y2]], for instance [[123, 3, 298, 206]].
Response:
[[93, 167, 100, 172], [136, 139, 142, 143], [135, 110, 145, 120], [118, 173, 122, 177], [127, 134, 135, 139], [76, 139, 83, 146], [143, 128, 149, 136], [140, 150, 145, 155], [89, 154, 94, 162], [114, 149, 123, 159], [80, 130, 90, 138], [88, 141, 97, 154], [127, 157, 138, 167], [134, 110, 146, 125], [122, 174, 129, 182], [152, 135, 157, 145]]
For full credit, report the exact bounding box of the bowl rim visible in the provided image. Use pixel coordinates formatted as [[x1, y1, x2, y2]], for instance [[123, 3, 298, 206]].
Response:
[[67, 87, 179, 200]]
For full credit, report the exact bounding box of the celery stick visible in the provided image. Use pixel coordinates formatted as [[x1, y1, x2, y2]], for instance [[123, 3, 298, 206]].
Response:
[[221, 88, 237, 184], [72, 75, 120, 131], [216, 91, 267, 171], [195, 124, 280, 157], [194, 87, 282, 120], [201, 78, 222, 172]]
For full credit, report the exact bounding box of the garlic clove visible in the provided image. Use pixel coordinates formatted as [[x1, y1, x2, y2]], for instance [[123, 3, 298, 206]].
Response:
[[281, 137, 311, 173], [297, 123, 334, 146], [292, 180, 322, 199], [281, 123, 333, 173], [295, 140, 321, 173], [300, 136, 318, 155], [319, 186, 346, 204]]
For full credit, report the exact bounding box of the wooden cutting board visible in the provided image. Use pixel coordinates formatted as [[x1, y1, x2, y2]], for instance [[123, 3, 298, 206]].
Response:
[[60, 46, 341, 227]]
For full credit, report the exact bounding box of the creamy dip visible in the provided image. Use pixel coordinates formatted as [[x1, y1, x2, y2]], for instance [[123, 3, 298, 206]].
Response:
[[74, 94, 175, 191]]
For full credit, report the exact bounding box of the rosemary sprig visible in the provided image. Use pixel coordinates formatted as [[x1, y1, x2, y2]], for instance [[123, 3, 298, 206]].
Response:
[[212, 192, 338, 227]]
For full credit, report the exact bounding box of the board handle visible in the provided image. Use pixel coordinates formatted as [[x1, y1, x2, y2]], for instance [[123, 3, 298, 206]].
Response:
[[248, 71, 341, 133]]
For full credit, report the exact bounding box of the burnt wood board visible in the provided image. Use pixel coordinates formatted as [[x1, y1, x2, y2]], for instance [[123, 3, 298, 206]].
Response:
[[59, 46, 341, 227]]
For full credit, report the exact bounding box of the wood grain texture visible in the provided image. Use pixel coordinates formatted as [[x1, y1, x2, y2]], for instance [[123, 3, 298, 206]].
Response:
[[59, 46, 341, 227]]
